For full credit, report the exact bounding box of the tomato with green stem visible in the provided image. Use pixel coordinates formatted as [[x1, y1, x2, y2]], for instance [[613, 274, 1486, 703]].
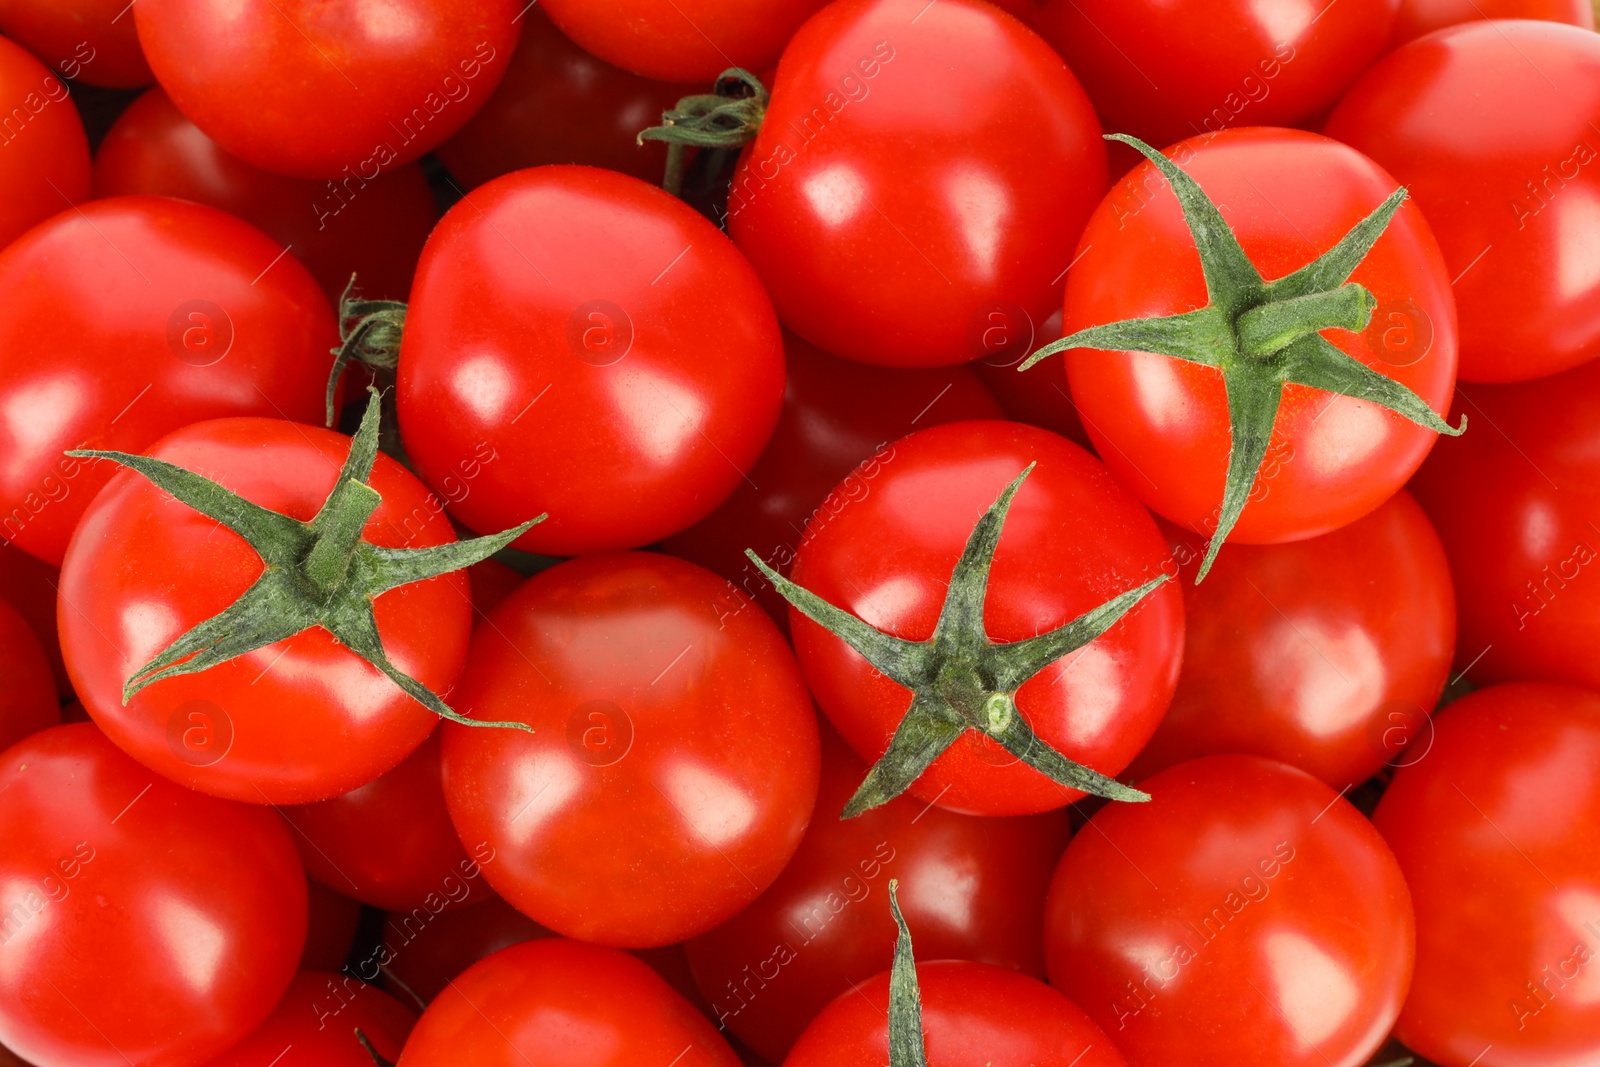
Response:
[[0, 35, 89, 250]]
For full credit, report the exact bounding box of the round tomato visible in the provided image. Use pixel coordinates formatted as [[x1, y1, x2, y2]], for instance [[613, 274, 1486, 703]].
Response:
[[205, 971, 414, 1067], [1045, 754, 1415, 1067], [441, 552, 819, 947], [134, 0, 520, 179], [971, 308, 1092, 449], [301, 878, 362, 973], [1127, 489, 1455, 789], [397, 165, 784, 556], [1387, 0, 1593, 49], [397, 939, 740, 1067], [0, 0, 151, 86], [0, 196, 333, 566], [0, 598, 57, 755], [376, 894, 550, 1004], [0, 723, 306, 1067], [0, 35, 89, 251], [467, 558, 523, 624], [0, 543, 68, 694], [1373, 683, 1600, 1067], [1326, 21, 1600, 382], [720, 0, 1106, 368]]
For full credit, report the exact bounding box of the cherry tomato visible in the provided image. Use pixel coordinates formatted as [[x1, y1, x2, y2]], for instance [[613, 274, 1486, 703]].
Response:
[[301, 878, 363, 973], [0, 196, 334, 566], [376, 894, 550, 1004], [134, 0, 521, 180], [397, 939, 740, 1067], [1045, 754, 1415, 1067], [397, 165, 784, 556], [1373, 683, 1600, 1067], [0, 0, 150, 86], [1326, 21, 1600, 382], [1389, 0, 1594, 48], [0, 598, 57, 755], [0, 35, 89, 252], [1408, 358, 1600, 692], [661, 333, 1001, 628], [1061, 128, 1458, 546], [466, 559, 523, 624], [93, 87, 437, 302], [724, 0, 1106, 368], [0, 723, 307, 1067], [788, 420, 1182, 816], [1127, 489, 1455, 789], [441, 552, 820, 947], [1033, 0, 1397, 148], [970, 308, 1092, 449], [204, 971, 414, 1067], [60, 417, 466, 804], [0, 543, 68, 695]]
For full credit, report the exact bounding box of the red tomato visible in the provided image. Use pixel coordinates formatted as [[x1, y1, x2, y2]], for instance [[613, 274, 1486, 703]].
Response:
[[1326, 22, 1600, 382], [134, 0, 520, 180], [1387, 0, 1593, 51], [0, 543, 68, 695], [685, 729, 1069, 1062], [203, 971, 414, 1067], [1373, 683, 1600, 1067], [376, 894, 550, 1004], [1045, 755, 1415, 1067], [59, 417, 467, 804], [539, 0, 828, 83], [1061, 128, 1458, 547], [93, 87, 436, 301], [0, 723, 306, 1067], [787, 959, 1126, 1067], [1127, 489, 1456, 789], [0, 598, 57, 755], [441, 552, 820, 947], [435, 7, 681, 189], [466, 558, 523, 625], [971, 308, 1092, 448], [301, 878, 363, 973], [1408, 358, 1600, 692], [397, 939, 741, 1067], [397, 166, 784, 556], [723, 0, 1106, 368], [788, 420, 1182, 816], [0, 196, 333, 566], [0, 0, 149, 86], [0, 35, 89, 251], [661, 333, 1001, 627]]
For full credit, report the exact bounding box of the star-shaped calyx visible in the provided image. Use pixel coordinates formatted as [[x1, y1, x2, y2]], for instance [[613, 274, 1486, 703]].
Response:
[[1020, 134, 1465, 581], [747, 465, 1166, 818], [67, 389, 543, 730]]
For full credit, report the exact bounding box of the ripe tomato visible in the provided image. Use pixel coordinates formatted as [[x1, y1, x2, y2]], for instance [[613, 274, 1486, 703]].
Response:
[[1033, 0, 1396, 148], [397, 939, 740, 1067], [1045, 755, 1415, 1067], [59, 416, 468, 804], [786, 420, 1182, 816], [1326, 21, 1600, 382], [435, 7, 681, 189], [0, 196, 333, 566], [441, 552, 820, 947], [466, 558, 523, 623], [971, 308, 1092, 448], [661, 333, 1001, 628], [0, 723, 306, 1067], [301, 878, 362, 973], [1387, 0, 1593, 49], [397, 166, 784, 556], [93, 87, 437, 301], [205, 971, 414, 1067], [0, 543, 68, 694], [0, 598, 57, 755], [721, 0, 1106, 368], [1373, 683, 1600, 1067], [1127, 489, 1456, 789], [0, 35, 89, 251], [376, 894, 550, 1003], [1408, 358, 1600, 692], [0, 0, 151, 86], [134, 0, 520, 180], [685, 728, 1069, 1062]]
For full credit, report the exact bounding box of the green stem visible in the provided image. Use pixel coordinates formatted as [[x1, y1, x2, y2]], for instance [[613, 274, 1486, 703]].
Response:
[[1235, 283, 1376, 360], [638, 68, 768, 197], [301, 480, 381, 593]]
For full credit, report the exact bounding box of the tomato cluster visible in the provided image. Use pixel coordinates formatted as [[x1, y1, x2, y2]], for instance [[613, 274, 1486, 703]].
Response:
[[0, 2, 1597, 1067]]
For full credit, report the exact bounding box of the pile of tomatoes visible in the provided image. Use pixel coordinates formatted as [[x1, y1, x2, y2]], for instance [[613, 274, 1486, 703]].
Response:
[[1, 1, 1598, 1066]]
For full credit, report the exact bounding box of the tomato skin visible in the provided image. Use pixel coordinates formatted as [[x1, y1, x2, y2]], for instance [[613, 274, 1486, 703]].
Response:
[[0, 544, 68, 695], [1045, 755, 1415, 1067], [466, 558, 523, 625], [203, 971, 414, 1067], [1064, 128, 1458, 545], [686, 729, 1069, 1062], [789, 420, 1183, 816], [441, 552, 819, 947], [1373, 683, 1600, 1067], [785, 960, 1126, 1067], [59, 417, 466, 805], [1387, 0, 1593, 49], [0, 723, 307, 1067], [0, 598, 58, 755], [1127, 490, 1455, 789], [0, 0, 151, 86], [0, 36, 89, 252], [400, 939, 740, 1067], [1326, 21, 1600, 382], [134, 0, 520, 180], [1033, 0, 1396, 148], [727, 0, 1107, 369], [398, 165, 784, 556], [93, 87, 436, 302], [379, 895, 551, 1003], [0, 196, 334, 566], [300, 878, 362, 973]]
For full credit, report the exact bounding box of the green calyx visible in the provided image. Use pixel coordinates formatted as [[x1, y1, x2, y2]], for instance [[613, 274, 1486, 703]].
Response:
[[886, 880, 928, 1067], [67, 389, 544, 731], [1020, 133, 1466, 582], [325, 274, 407, 427], [637, 68, 768, 196], [746, 465, 1164, 819]]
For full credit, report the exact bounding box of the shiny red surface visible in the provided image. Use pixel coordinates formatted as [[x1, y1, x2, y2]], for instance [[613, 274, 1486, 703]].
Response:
[[0, 36, 89, 251]]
